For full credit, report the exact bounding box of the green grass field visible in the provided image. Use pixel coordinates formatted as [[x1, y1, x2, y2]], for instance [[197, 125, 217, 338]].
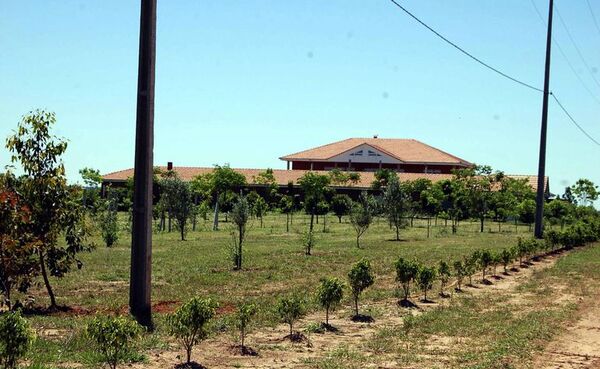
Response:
[[16, 212, 593, 368]]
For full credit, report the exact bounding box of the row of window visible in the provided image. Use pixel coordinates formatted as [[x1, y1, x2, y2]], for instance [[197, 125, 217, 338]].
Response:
[[349, 149, 382, 157]]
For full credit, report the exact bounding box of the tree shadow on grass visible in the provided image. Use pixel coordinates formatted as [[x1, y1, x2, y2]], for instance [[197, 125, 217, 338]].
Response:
[[175, 362, 207, 369], [481, 279, 494, 286], [492, 275, 504, 281], [351, 314, 375, 323], [229, 345, 259, 356], [510, 267, 520, 273], [320, 322, 340, 333], [398, 299, 419, 309], [420, 298, 436, 304], [284, 332, 309, 343], [21, 305, 93, 317]]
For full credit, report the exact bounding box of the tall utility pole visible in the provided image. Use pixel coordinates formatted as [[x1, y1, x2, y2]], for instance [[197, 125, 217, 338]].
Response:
[[130, 0, 157, 328], [534, 0, 554, 239]]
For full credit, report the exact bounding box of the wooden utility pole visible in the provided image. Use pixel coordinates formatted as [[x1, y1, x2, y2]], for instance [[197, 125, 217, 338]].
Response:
[[130, 0, 157, 328], [534, 0, 554, 239]]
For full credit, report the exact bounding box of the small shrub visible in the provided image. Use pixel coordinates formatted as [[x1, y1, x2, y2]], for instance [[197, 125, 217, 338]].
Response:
[[100, 209, 119, 247], [303, 230, 316, 256], [438, 261, 451, 296], [500, 248, 513, 274], [275, 294, 307, 338], [348, 259, 375, 317], [316, 277, 344, 326], [395, 258, 420, 302], [464, 252, 479, 286], [234, 302, 257, 352], [478, 249, 493, 281], [453, 260, 466, 291], [86, 316, 142, 369], [167, 297, 217, 364], [417, 266, 437, 301], [0, 311, 34, 369]]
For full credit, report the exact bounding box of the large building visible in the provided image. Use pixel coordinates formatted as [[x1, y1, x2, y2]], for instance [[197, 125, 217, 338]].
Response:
[[102, 137, 549, 194], [280, 137, 472, 174]]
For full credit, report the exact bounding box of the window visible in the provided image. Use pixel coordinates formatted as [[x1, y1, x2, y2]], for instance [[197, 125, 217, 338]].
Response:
[[367, 150, 381, 157], [350, 150, 363, 156]]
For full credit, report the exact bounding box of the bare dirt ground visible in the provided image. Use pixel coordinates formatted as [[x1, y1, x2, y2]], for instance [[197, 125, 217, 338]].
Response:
[[536, 300, 600, 369], [130, 253, 583, 369]]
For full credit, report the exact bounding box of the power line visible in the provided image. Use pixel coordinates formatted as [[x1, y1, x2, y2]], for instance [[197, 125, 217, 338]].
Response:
[[530, 0, 600, 105], [388, 0, 543, 92], [554, 4, 600, 90], [585, 0, 600, 39], [551, 92, 600, 146]]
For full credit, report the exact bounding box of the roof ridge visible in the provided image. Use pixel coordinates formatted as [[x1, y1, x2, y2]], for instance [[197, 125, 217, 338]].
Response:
[[279, 138, 356, 160]]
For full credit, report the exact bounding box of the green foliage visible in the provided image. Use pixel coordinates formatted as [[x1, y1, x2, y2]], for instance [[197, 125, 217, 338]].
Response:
[[0, 310, 34, 369], [395, 258, 421, 301], [230, 196, 250, 269], [253, 195, 267, 228], [452, 260, 466, 291], [349, 192, 375, 248], [330, 194, 353, 223], [6, 110, 94, 307], [348, 259, 374, 316], [316, 277, 344, 325], [99, 210, 119, 248], [328, 168, 360, 186], [86, 316, 141, 369], [275, 294, 307, 336], [570, 178, 598, 206], [159, 175, 194, 241], [371, 169, 395, 191], [384, 175, 409, 241], [303, 229, 316, 256], [298, 172, 331, 232], [167, 297, 217, 364], [417, 266, 437, 301], [234, 302, 257, 349], [478, 249, 493, 280], [438, 260, 451, 295], [500, 248, 514, 273]]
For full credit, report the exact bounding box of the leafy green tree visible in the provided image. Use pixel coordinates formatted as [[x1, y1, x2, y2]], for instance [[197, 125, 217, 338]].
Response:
[[437, 179, 468, 234], [275, 294, 307, 337], [6, 110, 94, 308], [167, 297, 217, 365], [330, 194, 352, 223], [478, 249, 493, 281], [417, 266, 437, 301], [562, 187, 576, 205], [99, 203, 119, 247], [252, 168, 278, 205], [303, 229, 316, 256], [253, 195, 267, 228], [328, 168, 361, 187], [234, 302, 257, 353], [316, 277, 344, 326], [279, 195, 294, 232], [348, 259, 374, 317], [159, 175, 194, 240], [86, 316, 141, 369], [395, 258, 421, 302], [349, 193, 375, 248], [0, 173, 38, 309], [230, 196, 250, 270], [403, 178, 432, 227], [545, 199, 574, 228], [384, 175, 409, 240], [191, 165, 246, 231], [315, 200, 330, 231], [298, 172, 331, 233], [438, 261, 451, 297], [464, 252, 479, 286], [455, 165, 503, 233], [0, 310, 34, 369], [371, 169, 395, 191], [500, 248, 513, 274], [517, 199, 536, 231], [571, 178, 599, 206], [79, 167, 103, 213]]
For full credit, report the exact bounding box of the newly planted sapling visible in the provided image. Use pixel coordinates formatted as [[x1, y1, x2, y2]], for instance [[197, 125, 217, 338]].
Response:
[[438, 260, 452, 297], [234, 302, 257, 354], [500, 248, 513, 274], [316, 277, 344, 328], [348, 259, 375, 320], [276, 294, 307, 340], [417, 266, 437, 302], [167, 297, 217, 365], [86, 316, 142, 369], [0, 311, 34, 369], [479, 249, 493, 281], [453, 260, 466, 291], [395, 258, 420, 303]]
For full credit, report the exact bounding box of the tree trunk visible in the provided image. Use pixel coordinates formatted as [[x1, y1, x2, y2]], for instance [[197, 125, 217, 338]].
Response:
[[356, 235, 360, 248], [325, 306, 329, 325], [286, 213, 289, 232], [480, 217, 484, 233], [338, 216, 342, 223], [180, 223, 185, 241], [213, 194, 219, 231], [309, 213, 314, 233], [323, 214, 326, 232], [427, 218, 431, 238], [168, 216, 172, 232], [396, 225, 400, 241], [237, 226, 243, 270], [186, 347, 191, 364], [39, 251, 57, 308], [354, 296, 359, 316]]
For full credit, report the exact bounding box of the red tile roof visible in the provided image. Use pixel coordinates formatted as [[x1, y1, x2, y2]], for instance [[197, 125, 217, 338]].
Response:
[[102, 167, 548, 192], [279, 138, 472, 166]]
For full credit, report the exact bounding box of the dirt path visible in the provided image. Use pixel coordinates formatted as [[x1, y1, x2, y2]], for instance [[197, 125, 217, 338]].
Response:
[[131, 253, 571, 369], [536, 300, 600, 369]]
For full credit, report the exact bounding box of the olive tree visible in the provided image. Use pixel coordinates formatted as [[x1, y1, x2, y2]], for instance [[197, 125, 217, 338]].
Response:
[[384, 175, 408, 241], [234, 302, 257, 354], [438, 260, 451, 297], [330, 194, 352, 223], [348, 259, 374, 318], [316, 277, 344, 327], [298, 172, 331, 233], [159, 175, 194, 241], [417, 266, 437, 302], [275, 294, 307, 338], [167, 297, 217, 365], [230, 196, 250, 270], [452, 260, 466, 291]]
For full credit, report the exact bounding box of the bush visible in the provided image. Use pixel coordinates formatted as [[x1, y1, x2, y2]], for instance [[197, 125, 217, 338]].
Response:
[[452, 260, 466, 291], [394, 258, 420, 302], [167, 297, 217, 364], [0, 311, 34, 369], [438, 261, 451, 296], [316, 277, 344, 326], [348, 259, 375, 317], [100, 209, 119, 247], [478, 249, 493, 281], [417, 266, 437, 301], [275, 294, 307, 337], [303, 230, 316, 256], [500, 248, 513, 274], [86, 316, 142, 369], [464, 252, 479, 286], [234, 302, 257, 351]]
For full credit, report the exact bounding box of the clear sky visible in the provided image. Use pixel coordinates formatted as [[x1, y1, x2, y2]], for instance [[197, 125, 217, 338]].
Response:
[[1, 0, 599, 199]]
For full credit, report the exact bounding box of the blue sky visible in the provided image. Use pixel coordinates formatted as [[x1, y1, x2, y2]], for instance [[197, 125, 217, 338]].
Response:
[[1, 0, 599, 198]]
